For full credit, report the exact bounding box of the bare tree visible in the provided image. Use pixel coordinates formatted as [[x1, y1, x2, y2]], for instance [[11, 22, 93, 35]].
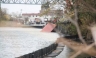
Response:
[[41, 0, 96, 58]]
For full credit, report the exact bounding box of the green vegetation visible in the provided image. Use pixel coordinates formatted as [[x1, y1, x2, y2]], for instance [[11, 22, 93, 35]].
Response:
[[64, 0, 96, 43], [41, 0, 96, 43]]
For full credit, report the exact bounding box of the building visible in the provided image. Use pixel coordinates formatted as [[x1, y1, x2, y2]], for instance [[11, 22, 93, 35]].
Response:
[[22, 12, 52, 26], [22, 1, 64, 26]]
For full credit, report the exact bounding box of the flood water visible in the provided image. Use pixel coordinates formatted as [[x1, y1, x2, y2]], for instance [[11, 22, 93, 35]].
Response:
[[0, 27, 59, 58]]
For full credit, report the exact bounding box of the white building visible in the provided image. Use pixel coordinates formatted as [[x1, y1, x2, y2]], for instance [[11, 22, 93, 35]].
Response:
[[22, 13, 52, 26], [21, 0, 65, 26]]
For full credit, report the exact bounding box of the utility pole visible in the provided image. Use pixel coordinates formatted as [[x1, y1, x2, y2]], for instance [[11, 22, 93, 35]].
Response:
[[0, 0, 1, 20], [20, 9, 22, 17], [0, 0, 1, 11]]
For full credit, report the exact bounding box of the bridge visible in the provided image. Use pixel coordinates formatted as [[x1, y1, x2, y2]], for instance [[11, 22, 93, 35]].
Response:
[[0, 0, 56, 5]]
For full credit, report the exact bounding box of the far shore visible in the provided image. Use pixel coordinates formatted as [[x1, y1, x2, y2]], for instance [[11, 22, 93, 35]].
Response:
[[0, 21, 31, 28]]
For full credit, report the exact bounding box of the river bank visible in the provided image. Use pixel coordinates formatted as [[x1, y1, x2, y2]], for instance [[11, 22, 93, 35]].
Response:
[[0, 21, 23, 27]]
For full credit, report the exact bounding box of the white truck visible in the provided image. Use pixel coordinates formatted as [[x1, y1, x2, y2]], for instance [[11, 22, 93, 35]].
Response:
[[28, 17, 47, 27], [24, 15, 52, 26]]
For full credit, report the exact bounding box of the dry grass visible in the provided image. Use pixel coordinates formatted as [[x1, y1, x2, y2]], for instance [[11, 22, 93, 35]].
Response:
[[56, 37, 96, 57], [0, 21, 25, 27]]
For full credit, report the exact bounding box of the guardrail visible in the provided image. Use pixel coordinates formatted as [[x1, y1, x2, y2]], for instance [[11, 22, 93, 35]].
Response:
[[16, 43, 58, 58]]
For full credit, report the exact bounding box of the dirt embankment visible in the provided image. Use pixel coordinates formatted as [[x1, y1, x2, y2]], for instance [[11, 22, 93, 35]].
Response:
[[0, 21, 26, 27], [56, 37, 96, 56]]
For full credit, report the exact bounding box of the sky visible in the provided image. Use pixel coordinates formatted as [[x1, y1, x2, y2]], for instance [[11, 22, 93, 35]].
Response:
[[1, 4, 41, 14]]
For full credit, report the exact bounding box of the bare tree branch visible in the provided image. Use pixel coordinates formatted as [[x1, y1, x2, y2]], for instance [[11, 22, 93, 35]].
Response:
[[81, 0, 96, 13], [70, 43, 95, 58], [91, 26, 96, 46], [56, 38, 96, 56], [64, 13, 87, 45]]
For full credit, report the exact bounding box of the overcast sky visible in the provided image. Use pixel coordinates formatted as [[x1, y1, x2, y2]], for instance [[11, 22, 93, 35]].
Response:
[[1, 4, 41, 14]]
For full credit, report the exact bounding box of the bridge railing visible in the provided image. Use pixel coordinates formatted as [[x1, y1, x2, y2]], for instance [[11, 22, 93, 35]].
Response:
[[16, 43, 58, 58]]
